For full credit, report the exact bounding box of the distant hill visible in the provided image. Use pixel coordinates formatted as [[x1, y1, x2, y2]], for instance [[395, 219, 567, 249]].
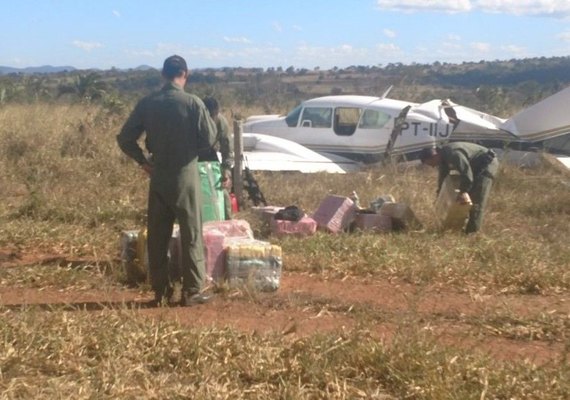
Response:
[[0, 64, 158, 75], [0, 65, 76, 75], [132, 65, 156, 71]]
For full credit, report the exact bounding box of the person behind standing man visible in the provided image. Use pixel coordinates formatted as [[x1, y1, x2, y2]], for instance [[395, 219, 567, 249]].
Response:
[[117, 55, 217, 306], [419, 141, 499, 234], [200, 96, 234, 219]]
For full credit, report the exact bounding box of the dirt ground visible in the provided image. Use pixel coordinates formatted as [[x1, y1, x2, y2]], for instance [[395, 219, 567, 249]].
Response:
[[0, 249, 567, 365]]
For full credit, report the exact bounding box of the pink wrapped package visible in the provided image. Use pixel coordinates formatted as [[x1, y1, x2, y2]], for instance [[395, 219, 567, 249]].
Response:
[[203, 228, 226, 282], [270, 216, 317, 237], [353, 213, 392, 233], [203, 219, 254, 239], [202, 219, 254, 283], [312, 195, 357, 233]]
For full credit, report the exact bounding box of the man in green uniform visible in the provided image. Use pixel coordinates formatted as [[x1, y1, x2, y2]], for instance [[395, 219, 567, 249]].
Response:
[[117, 55, 217, 306], [420, 141, 499, 234], [200, 96, 234, 219]]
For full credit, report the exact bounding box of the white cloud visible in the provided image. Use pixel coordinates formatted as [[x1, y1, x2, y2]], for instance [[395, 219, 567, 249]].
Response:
[[383, 28, 396, 38], [470, 42, 491, 52], [377, 0, 472, 14], [293, 25, 303, 31], [376, 43, 401, 53], [125, 49, 154, 58], [500, 45, 527, 57], [294, 44, 371, 67], [112, 10, 121, 18], [72, 40, 103, 51], [557, 31, 570, 42], [272, 21, 283, 32], [474, 0, 570, 17], [377, 0, 570, 17], [442, 41, 462, 50], [223, 36, 252, 44], [446, 34, 462, 41]]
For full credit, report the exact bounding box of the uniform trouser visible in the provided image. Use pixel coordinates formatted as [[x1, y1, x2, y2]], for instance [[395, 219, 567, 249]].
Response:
[[147, 178, 205, 295], [465, 160, 498, 234]]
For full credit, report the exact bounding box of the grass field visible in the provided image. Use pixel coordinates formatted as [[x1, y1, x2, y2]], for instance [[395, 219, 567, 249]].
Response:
[[0, 103, 569, 399]]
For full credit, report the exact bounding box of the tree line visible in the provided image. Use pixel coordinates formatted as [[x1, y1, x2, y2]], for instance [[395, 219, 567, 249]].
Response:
[[2, 56, 570, 117]]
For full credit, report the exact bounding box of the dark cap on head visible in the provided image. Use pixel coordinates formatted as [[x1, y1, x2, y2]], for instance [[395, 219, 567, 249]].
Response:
[[162, 55, 188, 80], [419, 146, 438, 162], [202, 96, 219, 114]]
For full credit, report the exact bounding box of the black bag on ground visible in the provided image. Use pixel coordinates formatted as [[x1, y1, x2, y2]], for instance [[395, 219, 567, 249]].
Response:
[[274, 205, 304, 222]]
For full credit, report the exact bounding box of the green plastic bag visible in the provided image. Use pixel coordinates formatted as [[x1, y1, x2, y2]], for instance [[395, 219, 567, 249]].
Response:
[[199, 161, 225, 223]]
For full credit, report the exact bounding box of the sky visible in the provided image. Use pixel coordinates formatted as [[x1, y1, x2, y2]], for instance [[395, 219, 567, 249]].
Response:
[[2, 0, 570, 70]]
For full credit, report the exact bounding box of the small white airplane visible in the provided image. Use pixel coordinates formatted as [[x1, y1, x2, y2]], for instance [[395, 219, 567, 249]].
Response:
[[243, 86, 570, 166]]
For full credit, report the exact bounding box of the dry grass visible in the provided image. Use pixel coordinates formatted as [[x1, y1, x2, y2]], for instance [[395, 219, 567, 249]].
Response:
[[1, 310, 568, 399], [1, 103, 569, 398]]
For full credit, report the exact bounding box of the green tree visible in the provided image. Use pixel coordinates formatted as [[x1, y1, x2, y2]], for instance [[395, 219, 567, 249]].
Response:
[[57, 72, 107, 102]]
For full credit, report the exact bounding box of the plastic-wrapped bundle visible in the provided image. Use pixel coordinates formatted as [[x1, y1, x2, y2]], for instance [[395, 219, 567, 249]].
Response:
[[203, 219, 254, 239], [203, 228, 227, 282], [435, 174, 472, 230], [120, 230, 147, 284], [312, 195, 356, 233], [270, 216, 317, 237], [125, 226, 179, 284], [202, 219, 254, 283], [225, 238, 282, 291]]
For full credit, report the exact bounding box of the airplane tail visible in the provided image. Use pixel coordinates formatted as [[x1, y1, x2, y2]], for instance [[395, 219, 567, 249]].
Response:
[[501, 86, 570, 154]]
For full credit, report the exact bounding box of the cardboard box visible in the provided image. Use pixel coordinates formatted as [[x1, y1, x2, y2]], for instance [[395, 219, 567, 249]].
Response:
[[379, 202, 422, 231], [353, 213, 392, 233]]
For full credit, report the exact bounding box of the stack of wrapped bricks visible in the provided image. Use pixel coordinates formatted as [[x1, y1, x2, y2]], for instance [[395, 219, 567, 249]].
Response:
[[201, 220, 283, 291], [225, 238, 282, 291], [121, 219, 283, 291]]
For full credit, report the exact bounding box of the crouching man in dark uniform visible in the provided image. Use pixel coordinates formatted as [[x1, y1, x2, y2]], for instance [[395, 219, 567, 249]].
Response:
[[420, 142, 499, 234], [117, 55, 217, 306]]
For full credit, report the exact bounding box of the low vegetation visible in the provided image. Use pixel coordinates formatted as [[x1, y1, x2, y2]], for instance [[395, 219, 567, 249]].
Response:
[[0, 85, 569, 398]]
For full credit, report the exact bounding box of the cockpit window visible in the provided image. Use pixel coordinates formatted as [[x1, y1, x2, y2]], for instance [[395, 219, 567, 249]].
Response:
[[358, 109, 391, 129], [300, 107, 332, 128], [285, 105, 302, 127], [334, 107, 361, 136]]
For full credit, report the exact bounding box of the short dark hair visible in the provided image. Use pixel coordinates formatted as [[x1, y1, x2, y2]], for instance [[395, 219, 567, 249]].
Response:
[[419, 146, 438, 162], [162, 55, 187, 80], [202, 96, 219, 114]]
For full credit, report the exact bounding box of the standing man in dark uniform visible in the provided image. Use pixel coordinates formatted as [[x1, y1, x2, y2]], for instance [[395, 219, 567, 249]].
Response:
[[200, 96, 234, 219], [420, 142, 499, 234], [117, 55, 217, 306]]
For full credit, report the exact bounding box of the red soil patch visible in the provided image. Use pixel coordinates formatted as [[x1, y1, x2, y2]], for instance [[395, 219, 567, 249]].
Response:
[[1, 251, 567, 365]]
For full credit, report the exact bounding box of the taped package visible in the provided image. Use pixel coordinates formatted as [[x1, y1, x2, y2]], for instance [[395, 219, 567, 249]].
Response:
[[225, 237, 282, 291], [312, 195, 356, 233]]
